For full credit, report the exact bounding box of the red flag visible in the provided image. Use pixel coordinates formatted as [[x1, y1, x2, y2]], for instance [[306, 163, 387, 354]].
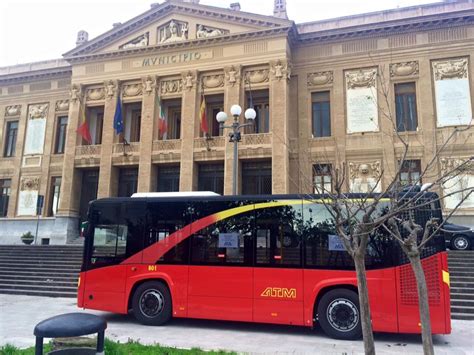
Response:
[[76, 107, 92, 144], [200, 95, 208, 135]]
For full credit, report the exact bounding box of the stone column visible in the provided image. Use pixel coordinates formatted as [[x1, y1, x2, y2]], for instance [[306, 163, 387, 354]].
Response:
[[138, 76, 157, 192], [179, 70, 198, 191], [270, 59, 291, 194], [97, 80, 119, 198], [223, 65, 242, 195]]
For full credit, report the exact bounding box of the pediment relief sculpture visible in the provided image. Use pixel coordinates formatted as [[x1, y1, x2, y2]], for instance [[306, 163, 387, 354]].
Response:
[[270, 60, 291, 81], [160, 79, 182, 95], [307, 71, 333, 87], [346, 68, 377, 90], [20, 177, 40, 191], [142, 76, 156, 95], [196, 24, 229, 39], [5, 105, 21, 117], [55, 100, 70, 112], [349, 161, 382, 193], [159, 20, 188, 44], [120, 33, 149, 49], [245, 69, 269, 84], [70, 84, 82, 103], [433, 58, 468, 81], [390, 61, 419, 78], [440, 157, 474, 175], [104, 80, 116, 100], [86, 87, 105, 101], [225, 65, 241, 87], [182, 71, 195, 91], [122, 83, 143, 97], [28, 103, 48, 119], [202, 74, 224, 89]]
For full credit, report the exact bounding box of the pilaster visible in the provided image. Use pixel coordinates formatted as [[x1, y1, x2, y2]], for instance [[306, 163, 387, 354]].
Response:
[[270, 59, 291, 194], [179, 70, 198, 191], [138, 76, 157, 192]]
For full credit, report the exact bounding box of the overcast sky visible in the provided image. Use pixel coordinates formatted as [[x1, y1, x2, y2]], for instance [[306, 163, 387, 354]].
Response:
[[0, 0, 439, 67]]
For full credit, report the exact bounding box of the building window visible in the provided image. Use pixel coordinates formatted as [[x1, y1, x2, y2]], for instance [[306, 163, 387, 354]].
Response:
[[118, 168, 138, 197], [312, 91, 331, 138], [124, 103, 141, 142], [395, 82, 418, 132], [246, 90, 270, 134], [166, 101, 181, 140], [203, 94, 224, 137], [157, 165, 180, 192], [242, 160, 272, 195], [198, 163, 224, 194], [3, 121, 18, 157], [86, 107, 104, 145], [48, 177, 62, 216], [400, 160, 421, 186], [0, 179, 11, 217], [79, 169, 99, 222], [313, 164, 332, 193], [54, 116, 68, 154]]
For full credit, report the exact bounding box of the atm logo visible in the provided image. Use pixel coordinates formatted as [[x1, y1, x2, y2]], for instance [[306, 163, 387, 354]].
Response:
[[260, 287, 296, 299]]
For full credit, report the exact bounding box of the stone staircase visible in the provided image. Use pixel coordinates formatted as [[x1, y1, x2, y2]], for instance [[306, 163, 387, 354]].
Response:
[[0, 245, 83, 298], [448, 250, 474, 320]]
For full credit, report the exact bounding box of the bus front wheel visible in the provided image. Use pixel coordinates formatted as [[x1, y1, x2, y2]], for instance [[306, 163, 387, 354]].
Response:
[[132, 281, 172, 326], [317, 289, 362, 340]]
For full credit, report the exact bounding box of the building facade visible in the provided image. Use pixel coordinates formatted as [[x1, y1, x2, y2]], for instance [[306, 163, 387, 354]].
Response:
[[0, 0, 473, 244]]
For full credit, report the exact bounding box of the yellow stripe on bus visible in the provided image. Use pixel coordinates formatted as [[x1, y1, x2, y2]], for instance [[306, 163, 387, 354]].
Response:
[[442, 270, 450, 287]]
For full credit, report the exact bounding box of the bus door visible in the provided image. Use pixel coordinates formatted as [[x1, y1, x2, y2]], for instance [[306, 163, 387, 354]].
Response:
[[253, 203, 305, 326], [83, 201, 145, 314], [187, 201, 254, 322]]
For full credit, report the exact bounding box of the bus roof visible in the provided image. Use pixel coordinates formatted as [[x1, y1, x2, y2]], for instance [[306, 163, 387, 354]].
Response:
[[131, 191, 220, 198]]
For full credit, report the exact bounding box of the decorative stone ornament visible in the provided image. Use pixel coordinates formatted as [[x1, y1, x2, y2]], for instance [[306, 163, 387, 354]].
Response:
[[244, 69, 269, 84], [433, 58, 468, 80], [122, 83, 143, 97], [307, 71, 333, 87], [20, 177, 40, 191], [120, 33, 149, 49], [28, 103, 48, 119], [104, 80, 116, 100], [202, 74, 224, 89], [270, 60, 291, 81], [86, 87, 105, 101], [55, 100, 70, 112], [142, 76, 156, 95], [70, 84, 81, 103], [182, 71, 195, 91], [440, 157, 474, 175], [349, 161, 382, 193], [160, 79, 182, 95], [196, 24, 228, 38], [346, 68, 377, 90], [5, 105, 21, 117], [225, 65, 241, 87], [390, 61, 419, 78], [159, 20, 188, 44]]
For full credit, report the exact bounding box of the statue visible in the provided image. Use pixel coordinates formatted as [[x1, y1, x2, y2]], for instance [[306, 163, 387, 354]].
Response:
[[142, 76, 154, 95], [122, 35, 148, 49], [70, 85, 80, 102], [161, 20, 188, 43], [105, 80, 115, 99], [183, 71, 194, 90], [196, 24, 224, 39]]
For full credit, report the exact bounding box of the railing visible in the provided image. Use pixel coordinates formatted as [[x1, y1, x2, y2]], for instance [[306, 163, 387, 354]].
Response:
[[113, 142, 140, 154], [75, 144, 101, 156], [194, 136, 225, 149], [241, 133, 271, 146], [152, 139, 182, 152]]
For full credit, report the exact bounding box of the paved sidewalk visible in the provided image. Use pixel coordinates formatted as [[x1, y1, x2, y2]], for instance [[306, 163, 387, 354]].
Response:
[[0, 294, 472, 354]]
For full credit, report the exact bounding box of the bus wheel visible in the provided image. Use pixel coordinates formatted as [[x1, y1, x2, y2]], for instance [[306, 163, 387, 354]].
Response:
[[452, 235, 470, 250], [317, 289, 362, 340], [132, 281, 172, 326]]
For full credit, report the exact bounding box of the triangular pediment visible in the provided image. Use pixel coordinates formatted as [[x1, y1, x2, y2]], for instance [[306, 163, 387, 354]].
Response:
[[64, 0, 292, 58]]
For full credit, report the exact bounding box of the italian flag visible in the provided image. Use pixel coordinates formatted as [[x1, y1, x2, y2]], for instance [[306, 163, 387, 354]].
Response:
[[157, 96, 167, 139], [76, 106, 92, 144]]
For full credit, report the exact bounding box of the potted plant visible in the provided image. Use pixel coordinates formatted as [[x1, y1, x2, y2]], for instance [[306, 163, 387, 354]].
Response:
[[21, 232, 34, 245]]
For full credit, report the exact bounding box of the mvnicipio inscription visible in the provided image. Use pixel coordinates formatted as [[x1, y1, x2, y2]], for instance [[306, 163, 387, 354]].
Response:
[[136, 51, 212, 68]]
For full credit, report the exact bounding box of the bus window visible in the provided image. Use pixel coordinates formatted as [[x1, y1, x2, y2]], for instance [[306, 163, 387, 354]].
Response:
[[255, 204, 302, 267]]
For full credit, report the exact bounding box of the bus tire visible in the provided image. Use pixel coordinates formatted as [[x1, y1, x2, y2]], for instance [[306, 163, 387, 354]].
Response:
[[132, 281, 172, 326], [317, 289, 362, 340]]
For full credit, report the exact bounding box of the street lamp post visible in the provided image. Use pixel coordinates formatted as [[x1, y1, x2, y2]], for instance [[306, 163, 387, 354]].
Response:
[[216, 104, 256, 195]]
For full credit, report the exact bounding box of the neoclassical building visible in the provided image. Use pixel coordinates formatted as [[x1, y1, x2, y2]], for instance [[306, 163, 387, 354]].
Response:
[[0, 0, 473, 243]]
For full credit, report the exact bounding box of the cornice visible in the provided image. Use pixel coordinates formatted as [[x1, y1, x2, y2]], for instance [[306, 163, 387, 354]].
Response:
[[298, 12, 474, 44], [0, 67, 72, 85], [65, 26, 293, 64], [64, 1, 291, 57]]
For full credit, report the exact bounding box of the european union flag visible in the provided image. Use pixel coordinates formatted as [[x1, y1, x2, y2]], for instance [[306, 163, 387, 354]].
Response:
[[113, 96, 123, 135]]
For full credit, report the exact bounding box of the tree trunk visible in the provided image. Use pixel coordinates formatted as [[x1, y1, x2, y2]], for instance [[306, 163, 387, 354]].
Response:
[[354, 253, 376, 355], [408, 254, 435, 355]]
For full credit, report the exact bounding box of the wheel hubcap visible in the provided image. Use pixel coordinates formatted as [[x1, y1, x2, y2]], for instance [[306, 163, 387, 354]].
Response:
[[139, 289, 164, 318], [454, 237, 468, 250], [327, 298, 359, 332]]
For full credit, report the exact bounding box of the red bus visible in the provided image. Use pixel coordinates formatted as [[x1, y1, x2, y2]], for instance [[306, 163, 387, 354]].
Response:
[[77, 192, 450, 339]]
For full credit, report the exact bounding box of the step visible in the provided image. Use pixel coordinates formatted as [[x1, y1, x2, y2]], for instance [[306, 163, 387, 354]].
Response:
[[0, 279, 78, 287], [0, 251, 83, 257], [451, 299, 474, 307], [0, 274, 78, 281], [0, 269, 79, 276], [451, 312, 474, 320], [0, 259, 82, 266], [451, 305, 474, 314], [451, 287, 474, 294], [451, 281, 474, 288], [0, 283, 77, 292], [450, 292, 474, 299], [448, 271, 474, 277], [0, 288, 76, 298], [0, 266, 80, 274]]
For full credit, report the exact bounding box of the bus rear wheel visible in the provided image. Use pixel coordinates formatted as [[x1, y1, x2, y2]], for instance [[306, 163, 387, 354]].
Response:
[[317, 289, 362, 340], [132, 281, 172, 326]]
